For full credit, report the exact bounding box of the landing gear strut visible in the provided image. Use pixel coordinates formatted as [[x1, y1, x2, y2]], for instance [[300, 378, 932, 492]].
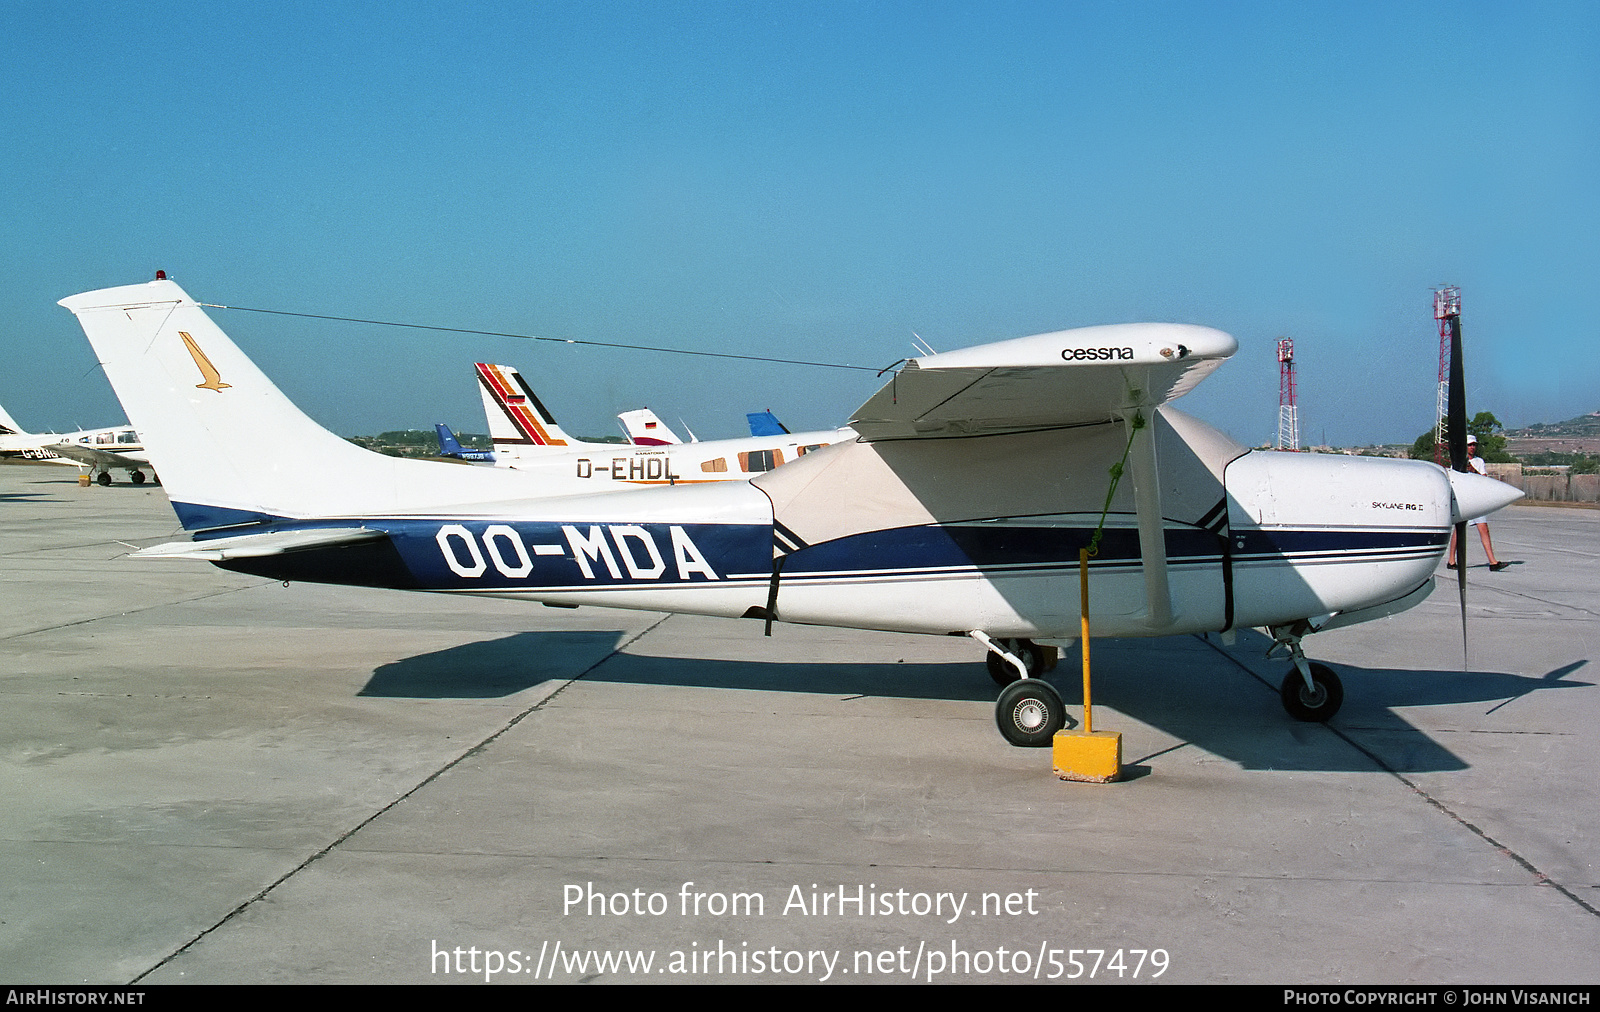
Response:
[[982, 637, 1055, 686]]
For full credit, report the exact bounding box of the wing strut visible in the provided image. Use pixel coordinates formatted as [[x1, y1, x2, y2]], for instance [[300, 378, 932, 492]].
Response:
[[1122, 409, 1175, 629]]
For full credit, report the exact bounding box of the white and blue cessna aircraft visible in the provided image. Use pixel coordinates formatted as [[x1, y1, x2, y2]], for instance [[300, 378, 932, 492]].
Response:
[[59, 277, 1522, 746]]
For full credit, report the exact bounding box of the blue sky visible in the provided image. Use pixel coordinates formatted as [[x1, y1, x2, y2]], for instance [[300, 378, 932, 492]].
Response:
[[3, 1, 1595, 446]]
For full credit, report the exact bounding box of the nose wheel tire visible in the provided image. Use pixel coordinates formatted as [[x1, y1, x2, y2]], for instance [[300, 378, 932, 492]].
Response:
[[995, 679, 1066, 747], [1280, 663, 1344, 722]]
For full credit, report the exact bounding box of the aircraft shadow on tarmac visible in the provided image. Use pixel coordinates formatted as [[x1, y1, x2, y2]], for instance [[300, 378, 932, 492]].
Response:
[[359, 628, 1590, 774]]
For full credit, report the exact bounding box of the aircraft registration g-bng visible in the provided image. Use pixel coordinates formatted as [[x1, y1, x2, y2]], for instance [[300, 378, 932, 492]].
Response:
[[476, 361, 852, 484], [60, 278, 1523, 747]]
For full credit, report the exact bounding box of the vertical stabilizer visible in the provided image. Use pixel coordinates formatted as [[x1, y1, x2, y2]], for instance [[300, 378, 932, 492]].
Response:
[[618, 408, 683, 446], [59, 280, 585, 526], [476, 362, 600, 464], [0, 401, 24, 436]]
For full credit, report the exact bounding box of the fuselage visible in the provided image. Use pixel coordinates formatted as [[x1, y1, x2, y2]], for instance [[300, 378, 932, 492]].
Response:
[[211, 409, 1452, 640]]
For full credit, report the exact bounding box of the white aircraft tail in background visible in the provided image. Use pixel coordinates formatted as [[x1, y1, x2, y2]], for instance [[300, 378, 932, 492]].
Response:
[[61, 277, 1522, 746], [617, 408, 683, 446]]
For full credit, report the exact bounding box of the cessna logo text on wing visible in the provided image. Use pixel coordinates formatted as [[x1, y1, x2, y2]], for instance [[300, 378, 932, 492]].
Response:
[[1061, 346, 1135, 361]]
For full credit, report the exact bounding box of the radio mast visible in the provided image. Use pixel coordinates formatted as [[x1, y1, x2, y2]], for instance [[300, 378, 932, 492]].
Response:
[[1433, 286, 1461, 466], [1277, 337, 1299, 451]]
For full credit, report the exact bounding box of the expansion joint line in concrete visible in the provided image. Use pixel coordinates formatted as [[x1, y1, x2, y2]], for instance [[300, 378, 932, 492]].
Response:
[[1196, 634, 1600, 922], [127, 613, 675, 984], [0, 584, 263, 643]]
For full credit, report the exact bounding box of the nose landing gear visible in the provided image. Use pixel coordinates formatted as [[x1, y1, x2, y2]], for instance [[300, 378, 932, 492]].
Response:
[[1270, 625, 1344, 722]]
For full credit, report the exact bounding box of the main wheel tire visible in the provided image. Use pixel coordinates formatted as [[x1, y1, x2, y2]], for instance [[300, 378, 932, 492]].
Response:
[[96, 471, 112, 486], [985, 638, 1044, 686], [1280, 663, 1344, 722], [995, 679, 1066, 747], [130, 471, 146, 484]]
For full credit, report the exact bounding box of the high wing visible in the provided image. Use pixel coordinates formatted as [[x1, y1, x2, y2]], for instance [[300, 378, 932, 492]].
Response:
[[850, 324, 1236, 440], [835, 323, 1235, 630]]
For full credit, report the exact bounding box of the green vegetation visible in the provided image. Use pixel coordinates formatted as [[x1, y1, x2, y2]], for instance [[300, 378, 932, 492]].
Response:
[[346, 429, 492, 459], [1518, 412, 1600, 437], [1409, 411, 1515, 464]]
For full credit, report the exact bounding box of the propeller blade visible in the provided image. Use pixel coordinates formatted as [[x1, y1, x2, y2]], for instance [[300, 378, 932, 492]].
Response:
[[1456, 519, 1469, 668], [1446, 306, 1469, 668], [1447, 313, 1467, 474]]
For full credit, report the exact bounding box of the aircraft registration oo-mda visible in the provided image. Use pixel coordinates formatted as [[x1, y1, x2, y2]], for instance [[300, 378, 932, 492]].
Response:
[[60, 278, 1522, 747]]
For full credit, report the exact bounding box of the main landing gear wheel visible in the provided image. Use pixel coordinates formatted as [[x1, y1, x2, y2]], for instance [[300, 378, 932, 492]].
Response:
[[1280, 663, 1344, 722], [130, 471, 146, 485], [985, 638, 1046, 686], [995, 679, 1066, 747], [95, 471, 112, 486]]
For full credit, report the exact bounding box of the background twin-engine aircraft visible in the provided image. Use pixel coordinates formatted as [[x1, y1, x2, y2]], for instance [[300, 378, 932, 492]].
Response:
[[59, 277, 1522, 746]]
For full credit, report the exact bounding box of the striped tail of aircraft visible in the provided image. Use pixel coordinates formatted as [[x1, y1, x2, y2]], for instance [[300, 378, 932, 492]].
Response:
[[476, 362, 592, 459]]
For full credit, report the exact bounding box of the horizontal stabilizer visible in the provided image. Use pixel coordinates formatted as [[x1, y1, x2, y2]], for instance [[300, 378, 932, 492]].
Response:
[[132, 526, 385, 561]]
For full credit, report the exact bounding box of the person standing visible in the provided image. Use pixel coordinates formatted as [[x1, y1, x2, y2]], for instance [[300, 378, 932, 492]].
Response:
[[1447, 435, 1509, 571]]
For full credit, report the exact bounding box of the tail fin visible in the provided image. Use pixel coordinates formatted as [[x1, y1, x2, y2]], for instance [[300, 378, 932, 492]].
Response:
[[434, 422, 494, 462], [617, 408, 683, 446], [476, 362, 589, 460], [746, 410, 790, 437], [435, 422, 466, 455], [0, 401, 25, 436], [59, 280, 560, 528]]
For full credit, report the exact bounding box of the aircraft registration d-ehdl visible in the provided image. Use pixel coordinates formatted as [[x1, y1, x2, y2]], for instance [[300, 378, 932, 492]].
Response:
[[60, 276, 1523, 747], [475, 361, 851, 483]]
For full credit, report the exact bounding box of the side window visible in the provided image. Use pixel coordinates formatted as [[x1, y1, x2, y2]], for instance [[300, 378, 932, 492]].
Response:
[[701, 457, 727, 473], [738, 449, 783, 473]]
